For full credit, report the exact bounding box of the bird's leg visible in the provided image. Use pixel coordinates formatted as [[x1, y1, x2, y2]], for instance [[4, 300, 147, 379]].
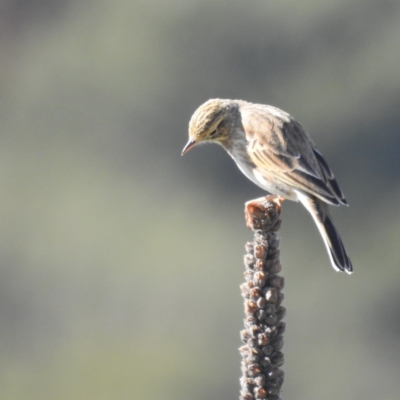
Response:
[[245, 195, 284, 231]]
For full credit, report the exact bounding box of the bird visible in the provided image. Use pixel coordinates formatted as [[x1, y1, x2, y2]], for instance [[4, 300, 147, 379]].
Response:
[[181, 99, 352, 274]]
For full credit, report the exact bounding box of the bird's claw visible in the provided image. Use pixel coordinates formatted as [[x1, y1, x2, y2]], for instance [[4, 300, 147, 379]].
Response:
[[245, 195, 284, 231]]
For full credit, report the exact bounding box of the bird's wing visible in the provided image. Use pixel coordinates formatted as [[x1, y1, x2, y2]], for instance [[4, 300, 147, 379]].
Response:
[[241, 106, 347, 206]]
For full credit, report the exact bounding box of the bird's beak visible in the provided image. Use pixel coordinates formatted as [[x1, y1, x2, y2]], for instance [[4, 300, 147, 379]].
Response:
[[181, 138, 197, 156]]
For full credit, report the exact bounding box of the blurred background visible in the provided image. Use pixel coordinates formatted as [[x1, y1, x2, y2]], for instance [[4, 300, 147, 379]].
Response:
[[0, 0, 399, 399]]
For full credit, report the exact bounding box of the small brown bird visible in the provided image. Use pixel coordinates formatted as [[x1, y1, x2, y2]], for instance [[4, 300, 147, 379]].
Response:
[[182, 99, 352, 274]]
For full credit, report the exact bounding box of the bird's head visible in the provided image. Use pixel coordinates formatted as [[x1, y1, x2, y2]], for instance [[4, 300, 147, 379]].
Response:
[[181, 99, 235, 155]]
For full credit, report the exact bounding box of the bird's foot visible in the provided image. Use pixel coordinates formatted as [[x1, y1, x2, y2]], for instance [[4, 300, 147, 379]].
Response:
[[245, 195, 284, 231]]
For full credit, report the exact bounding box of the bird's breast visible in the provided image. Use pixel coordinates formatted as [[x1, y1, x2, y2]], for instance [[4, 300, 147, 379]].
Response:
[[227, 147, 298, 201]]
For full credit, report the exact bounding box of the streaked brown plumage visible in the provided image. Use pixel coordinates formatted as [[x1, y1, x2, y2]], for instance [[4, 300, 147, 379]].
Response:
[[182, 99, 352, 274]]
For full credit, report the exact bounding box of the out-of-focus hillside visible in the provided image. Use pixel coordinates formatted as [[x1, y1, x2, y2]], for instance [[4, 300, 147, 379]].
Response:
[[0, 1, 400, 399]]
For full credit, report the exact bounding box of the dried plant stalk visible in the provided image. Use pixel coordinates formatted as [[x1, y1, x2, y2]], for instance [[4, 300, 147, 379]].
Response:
[[240, 196, 285, 400]]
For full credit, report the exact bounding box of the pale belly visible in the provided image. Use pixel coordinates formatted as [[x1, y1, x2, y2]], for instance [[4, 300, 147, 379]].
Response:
[[229, 151, 298, 201]]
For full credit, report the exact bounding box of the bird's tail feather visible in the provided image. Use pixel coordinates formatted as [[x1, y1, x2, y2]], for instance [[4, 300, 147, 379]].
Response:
[[296, 192, 353, 274], [322, 215, 353, 273]]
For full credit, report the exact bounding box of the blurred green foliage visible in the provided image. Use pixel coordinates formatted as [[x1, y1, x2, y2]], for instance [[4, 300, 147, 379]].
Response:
[[0, 0, 400, 399]]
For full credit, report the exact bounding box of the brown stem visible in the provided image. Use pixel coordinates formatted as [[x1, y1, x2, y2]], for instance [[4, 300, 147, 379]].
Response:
[[240, 196, 285, 400]]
